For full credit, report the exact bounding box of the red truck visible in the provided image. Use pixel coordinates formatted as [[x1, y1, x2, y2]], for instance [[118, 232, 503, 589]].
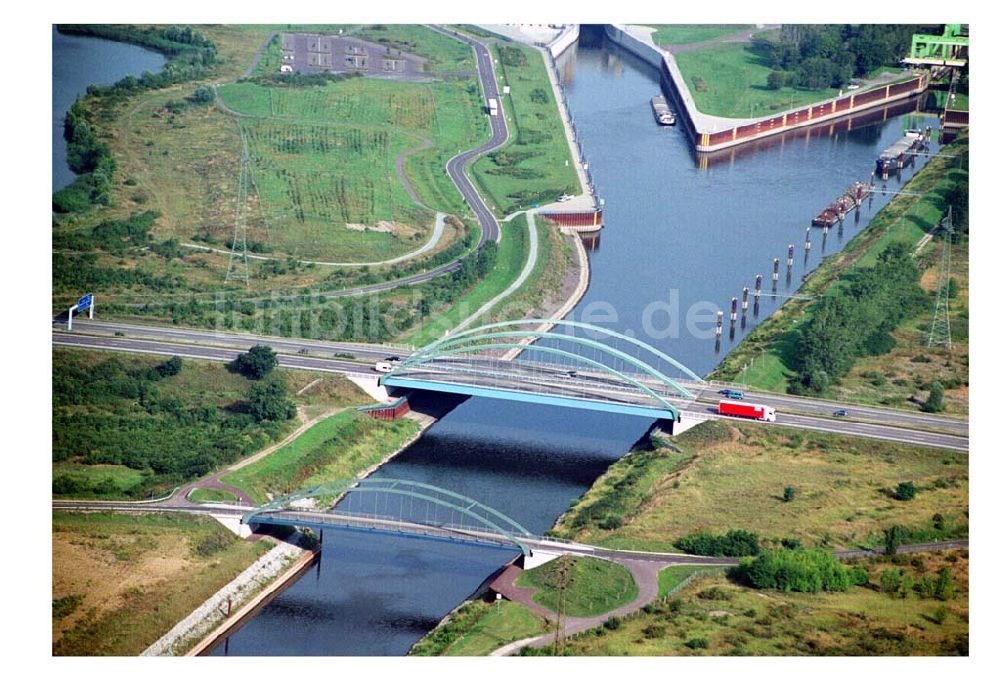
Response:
[[718, 399, 776, 422]]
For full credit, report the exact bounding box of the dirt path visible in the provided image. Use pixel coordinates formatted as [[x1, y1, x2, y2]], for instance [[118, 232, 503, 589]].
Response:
[[163, 408, 346, 508]]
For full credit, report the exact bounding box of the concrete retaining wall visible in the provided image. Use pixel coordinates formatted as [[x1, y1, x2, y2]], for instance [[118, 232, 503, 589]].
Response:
[[549, 24, 580, 59], [604, 24, 931, 154]]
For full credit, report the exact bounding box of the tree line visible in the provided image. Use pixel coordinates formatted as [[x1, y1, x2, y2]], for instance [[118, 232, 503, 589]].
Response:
[[756, 24, 941, 91], [788, 242, 928, 395]]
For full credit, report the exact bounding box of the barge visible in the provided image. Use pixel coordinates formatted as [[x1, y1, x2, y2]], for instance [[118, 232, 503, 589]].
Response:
[[875, 131, 926, 179], [651, 95, 675, 126], [811, 182, 874, 227]]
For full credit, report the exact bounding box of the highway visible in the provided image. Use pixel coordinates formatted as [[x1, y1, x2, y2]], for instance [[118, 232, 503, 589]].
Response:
[[53, 321, 969, 452]]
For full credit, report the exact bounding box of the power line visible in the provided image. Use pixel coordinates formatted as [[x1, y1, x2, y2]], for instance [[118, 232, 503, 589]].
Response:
[[225, 125, 252, 285], [927, 207, 954, 350]]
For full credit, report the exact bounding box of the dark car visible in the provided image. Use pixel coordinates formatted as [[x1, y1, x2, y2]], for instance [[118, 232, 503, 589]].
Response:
[[385, 356, 402, 362], [718, 389, 733, 396], [833, 409, 849, 417]]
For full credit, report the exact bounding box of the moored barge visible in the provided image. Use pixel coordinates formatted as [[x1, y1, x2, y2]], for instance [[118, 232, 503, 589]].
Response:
[[875, 131, 926, 178], [651, 95, 676, 126], [811, 182, 874, 227]]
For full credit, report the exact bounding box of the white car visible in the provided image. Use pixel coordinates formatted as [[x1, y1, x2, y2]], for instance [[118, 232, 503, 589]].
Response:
[[557, 194, 572, 202]]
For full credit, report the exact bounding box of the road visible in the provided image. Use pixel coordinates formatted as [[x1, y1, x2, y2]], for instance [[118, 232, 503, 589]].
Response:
[[53, 322, 969, 452], [319, 25, 508, 297]]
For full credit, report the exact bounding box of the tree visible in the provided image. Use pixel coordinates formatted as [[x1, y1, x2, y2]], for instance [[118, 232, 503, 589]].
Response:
[[884, 524, 905, 555], [782, 486, 796, 502], [922, 381, 945, 413], [246, 378, 296, 422], [738, 548, 854, 593], [231, 345, 278, 380], [893, 481, 918, 501], [934, 568, 956, 601]]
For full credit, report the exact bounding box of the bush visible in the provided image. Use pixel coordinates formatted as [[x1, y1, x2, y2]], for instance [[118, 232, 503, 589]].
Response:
[[684, 637, 709, 650], [675, 529, 760, 557], [893, 481, 918, 501], [738, 548, 856, 593], [246, 378, 296, 423], [600, 515, 624, 530], [603, 616, 621, 630], [782, 486, 796, 502]]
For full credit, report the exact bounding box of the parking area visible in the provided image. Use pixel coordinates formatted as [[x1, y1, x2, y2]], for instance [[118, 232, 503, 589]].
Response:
[[279, 33, 428, 78]]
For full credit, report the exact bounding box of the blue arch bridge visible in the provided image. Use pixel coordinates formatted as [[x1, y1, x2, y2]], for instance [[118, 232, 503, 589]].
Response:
[[379, 320, 706, 422], [242, 478, 537, 557]]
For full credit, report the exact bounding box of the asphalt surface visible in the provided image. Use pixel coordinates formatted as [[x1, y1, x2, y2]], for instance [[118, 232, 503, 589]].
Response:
[[53, 322, 969, 452]]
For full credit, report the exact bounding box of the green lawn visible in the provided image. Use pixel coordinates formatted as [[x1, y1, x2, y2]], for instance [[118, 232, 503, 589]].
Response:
[[401, 214, 529, 344], [218, 76, 489, 261], [657, 565, 726, 597], [558, 551, 968, 656], [517, 555, 639, 617], [53, 511, 273, 655], [553, 420, 968, 553], [646, 25, 753, 47], [410, 600, 549, 656], [472, 43, 579, 213], [675, 41, 841, 118], [188, 487, 240, 503], [224, 409, 419, 503]]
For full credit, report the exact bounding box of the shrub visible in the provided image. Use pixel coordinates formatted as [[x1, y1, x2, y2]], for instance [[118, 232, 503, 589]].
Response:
[[600, 515, 624, 530], [738, 548, 855, 592], [643, 625, 667, 639], [603, 616, 621, 630], [782, 486, 796, 502], [675, 529, 760, 557], [893, 481, 918, 501], [685, 637, 709, 650]]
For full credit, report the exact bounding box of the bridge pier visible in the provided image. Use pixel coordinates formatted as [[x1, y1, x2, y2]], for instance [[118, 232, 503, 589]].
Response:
[[520, 549, 562, 570]]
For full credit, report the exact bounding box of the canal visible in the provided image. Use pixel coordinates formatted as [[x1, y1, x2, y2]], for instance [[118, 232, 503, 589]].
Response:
[[52, 26, 166, 192], [212, 28, 939, 656]]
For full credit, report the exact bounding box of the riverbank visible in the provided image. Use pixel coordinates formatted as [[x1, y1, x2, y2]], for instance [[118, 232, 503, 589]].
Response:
[[711, 132, 969, 407]]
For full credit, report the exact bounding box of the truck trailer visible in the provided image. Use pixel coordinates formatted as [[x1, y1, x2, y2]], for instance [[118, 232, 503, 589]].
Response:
[[718, 399, 776, 422], [487, 98, 498, 116]]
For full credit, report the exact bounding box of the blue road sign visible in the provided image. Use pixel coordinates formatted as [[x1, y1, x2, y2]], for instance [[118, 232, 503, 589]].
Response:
[[77, 293, 94, 311]]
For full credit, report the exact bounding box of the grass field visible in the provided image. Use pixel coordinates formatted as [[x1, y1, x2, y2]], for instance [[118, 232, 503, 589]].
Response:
[[52, 347, 368, 499], [53, 511, 272, 655], [657, 565, 726, 597], [410, 600, 549, 656], [401, 214, 529, 344], [217, 75, 488, 261], [551, 421, 968, 553], [559, 550, 968, 656], [472, 43, 579, 213], [646, 25, 753, 47], [188, 487, 240, 503], [713, 134, 969, 410], [517, 555, 638, 618], [224, 409, 419, 503], [675, 41, 841, 118]]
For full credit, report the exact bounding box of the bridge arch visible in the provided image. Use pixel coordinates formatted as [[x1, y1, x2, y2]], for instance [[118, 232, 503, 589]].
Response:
[[422, 319, 705, 384], [242, 478, 533, 555]]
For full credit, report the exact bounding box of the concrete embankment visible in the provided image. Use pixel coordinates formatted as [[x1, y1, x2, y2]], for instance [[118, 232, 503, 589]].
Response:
[[605, 24, 931, 154], [140, 535, 316, 656]]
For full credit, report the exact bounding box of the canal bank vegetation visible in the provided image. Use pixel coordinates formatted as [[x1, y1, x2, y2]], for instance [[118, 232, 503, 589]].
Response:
[[517, 555, 639, 618], [472, 42, 580, 213], [52, 511, 273, 656], [224, 409, 420, 504], [712, 133, 969, 413], [539, 550, 967, 656], [673, 24, 929, 119], [549, 420, 967, 553], [52, 347, 368, 500], [410, 599, 550, 656]]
